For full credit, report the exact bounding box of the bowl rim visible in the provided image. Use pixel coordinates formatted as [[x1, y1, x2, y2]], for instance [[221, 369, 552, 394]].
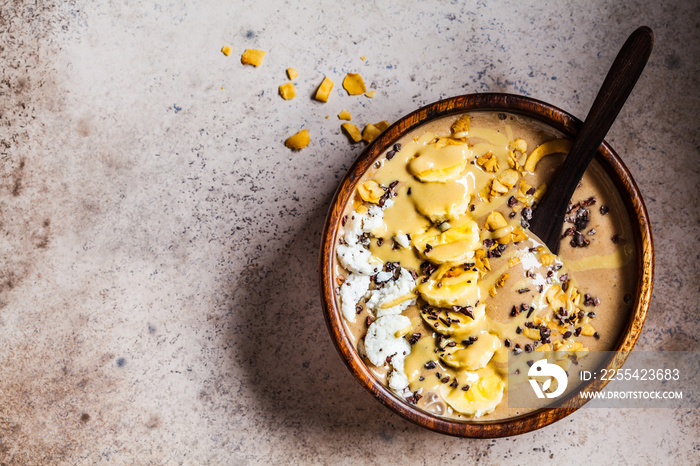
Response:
[[318, 93, 654, 438]]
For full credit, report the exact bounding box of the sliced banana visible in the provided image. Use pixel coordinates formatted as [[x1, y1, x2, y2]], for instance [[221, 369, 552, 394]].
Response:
[[412, 218, 480, 264], [438, 332, 501, 370], [410, 178, 472, 223], [420, 303, 486, 337], [417, 263, 480, 308], [439, 372, 505, 417], [408, 143, 471, 183]]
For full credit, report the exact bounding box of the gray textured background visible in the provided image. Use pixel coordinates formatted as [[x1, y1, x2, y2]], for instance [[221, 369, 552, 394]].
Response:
[[1, 0, 698, 464]]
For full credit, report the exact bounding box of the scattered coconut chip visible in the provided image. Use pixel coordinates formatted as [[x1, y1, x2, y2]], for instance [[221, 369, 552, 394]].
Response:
[[485, 211, 508, 231], [497, 169, 519, 189], [315, 76, 334, 102], [358, 180, 385, 204], [477, 152, 499, 173], [338, 110, 352, 121], [341, 123, 362, 143], [362, 121, 389, 143], [343, 73, 367, 95], [361, 56, 366, 60], [221, 46, 232, 56], [451, 115, 470, 134], [286, 68, 299, 80], [285, 129, 310, 150], [365, 90, 376, 98], [496, 273, 509, 288], [525, 138, 573, 172], [540, 253, 556, 266], [241, 49, 266, 66], [279, 82, 296, 100]]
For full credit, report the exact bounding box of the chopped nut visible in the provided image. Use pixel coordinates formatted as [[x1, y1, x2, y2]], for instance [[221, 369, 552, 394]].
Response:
[[278, 82, 296, 100], [285, 129, 310, 150], [315, 76, 334, 102], [241, 49, 266, 66], [342, 73, 367, 95]]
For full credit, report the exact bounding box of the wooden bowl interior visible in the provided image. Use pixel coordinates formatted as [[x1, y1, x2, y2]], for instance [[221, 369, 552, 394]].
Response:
[[319, 93, 654, 438]]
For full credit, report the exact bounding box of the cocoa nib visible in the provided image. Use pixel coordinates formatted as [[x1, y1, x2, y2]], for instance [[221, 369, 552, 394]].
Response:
[[574, 208, 590, 231], [570, 231, 590, 248], [407, 333, 422, 345], [568, 196, 596, 213], [453, 305, 475, 320], [420, 261, 437, 276], [600, 205, 609, 215], [584, 293, 600, 307]]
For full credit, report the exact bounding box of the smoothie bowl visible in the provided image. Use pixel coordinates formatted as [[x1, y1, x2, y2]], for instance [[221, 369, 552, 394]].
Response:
[[318, 93, 653, 437]]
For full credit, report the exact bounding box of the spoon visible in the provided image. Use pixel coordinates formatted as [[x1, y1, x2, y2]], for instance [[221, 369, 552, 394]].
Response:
[[528, 26, 654, 254]]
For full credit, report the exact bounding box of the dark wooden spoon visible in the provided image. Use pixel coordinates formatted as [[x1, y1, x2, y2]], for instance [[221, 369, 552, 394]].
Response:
[[528, 26, 654, 254]]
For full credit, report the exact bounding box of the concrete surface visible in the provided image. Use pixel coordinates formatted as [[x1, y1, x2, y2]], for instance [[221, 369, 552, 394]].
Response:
[[0, 0, 698, 464]]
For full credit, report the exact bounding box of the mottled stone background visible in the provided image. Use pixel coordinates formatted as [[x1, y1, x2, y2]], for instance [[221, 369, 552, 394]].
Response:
[[0, 0, 697, 464]]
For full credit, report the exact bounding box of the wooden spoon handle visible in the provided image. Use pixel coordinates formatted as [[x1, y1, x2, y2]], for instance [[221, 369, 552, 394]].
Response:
[[529, 26, 654, 253]]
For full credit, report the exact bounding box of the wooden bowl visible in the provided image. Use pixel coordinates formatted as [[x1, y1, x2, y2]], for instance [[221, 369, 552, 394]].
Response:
[[318, 93, 654, 437]]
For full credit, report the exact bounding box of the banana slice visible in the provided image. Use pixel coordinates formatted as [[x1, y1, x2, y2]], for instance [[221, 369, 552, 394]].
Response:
[[410, 178, 472, 223], [439, 373, 505, 417], [417, 263, 480, 308], [438, 332, 501, 370], [412, 218, 480, 264], [408, 143, 471, 182], [420, 303, 486, 337]]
